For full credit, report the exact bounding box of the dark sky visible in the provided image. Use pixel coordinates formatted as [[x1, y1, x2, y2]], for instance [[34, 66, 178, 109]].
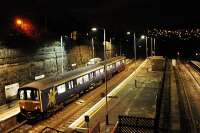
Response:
[[0, 0, 199, 32]]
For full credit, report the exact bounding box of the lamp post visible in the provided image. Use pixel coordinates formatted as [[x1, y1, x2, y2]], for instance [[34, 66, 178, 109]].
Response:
[[141, 35, 148, 58], [133, 33, 137, 63], [91, 27, 109, 125], [127, 32, 137, 62], [151, 37, 153, 56], [91, 37, 95, 58], [153, 38, 156, 56], [61, 36, 64, 73], [146, 36, 148, 58]]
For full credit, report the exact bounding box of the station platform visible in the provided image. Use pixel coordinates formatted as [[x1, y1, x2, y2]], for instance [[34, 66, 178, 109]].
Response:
[[68, 56, 165, 132], [0, 100, 20, 122]]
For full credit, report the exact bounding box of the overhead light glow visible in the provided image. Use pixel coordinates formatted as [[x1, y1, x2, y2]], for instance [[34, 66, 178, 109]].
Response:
[[141, 35, 145, 39], [91, 27, 97, 31], [16, 19, 22, 25]]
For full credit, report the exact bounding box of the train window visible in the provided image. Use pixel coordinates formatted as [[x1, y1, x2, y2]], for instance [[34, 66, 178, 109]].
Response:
[[83, 74, 89, 82], [95, 70, 100, 76], [100, 68, 104, 74], [19, 90, 25, 100], [116, 61, 120, 67], [30, 90, 39, 100], [68, 81, 73, 89], [107, 65, 111, 70], [57, 84, 66, 94], [89, 72, 94, 79], [77, 77, 83, 85], [19, 89, 39, 101], [27, 90, 31, 100]]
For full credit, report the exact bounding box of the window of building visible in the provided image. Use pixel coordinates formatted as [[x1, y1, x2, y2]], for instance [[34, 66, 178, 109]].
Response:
[[57, 84, 66, 94]]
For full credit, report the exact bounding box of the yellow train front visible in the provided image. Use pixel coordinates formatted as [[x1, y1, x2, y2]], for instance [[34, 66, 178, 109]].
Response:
[[18, 87, 42, 119]]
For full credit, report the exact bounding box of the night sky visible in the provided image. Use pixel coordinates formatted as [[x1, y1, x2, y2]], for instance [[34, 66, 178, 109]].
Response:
[[0, 0, 199, 59], [0, 0, 199, 32]]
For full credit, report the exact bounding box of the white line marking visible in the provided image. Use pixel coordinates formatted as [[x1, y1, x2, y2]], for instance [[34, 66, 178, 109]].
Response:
[[69, 59, 148, 129]]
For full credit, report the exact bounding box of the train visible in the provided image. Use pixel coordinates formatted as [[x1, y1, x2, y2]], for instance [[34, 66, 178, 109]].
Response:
[[18, 56, 126, 119]]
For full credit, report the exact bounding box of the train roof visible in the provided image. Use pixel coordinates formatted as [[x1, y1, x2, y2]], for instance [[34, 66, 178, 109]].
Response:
[[20, 56, 125, 91]]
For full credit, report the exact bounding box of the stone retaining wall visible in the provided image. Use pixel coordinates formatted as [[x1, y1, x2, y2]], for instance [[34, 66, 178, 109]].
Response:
[[0, 42, 94, 105]]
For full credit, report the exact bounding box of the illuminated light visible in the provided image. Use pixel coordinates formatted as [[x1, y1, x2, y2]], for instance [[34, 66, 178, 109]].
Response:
[[22, 106, 25, 109], [141, 35, 145, 39], [177, 52, 180, 56], [91, 27, 97, 31], [34, 106, 40, 110], [69, 60, 148, 129], [16, 19, 22, 25], [126, 31, 131, 35]]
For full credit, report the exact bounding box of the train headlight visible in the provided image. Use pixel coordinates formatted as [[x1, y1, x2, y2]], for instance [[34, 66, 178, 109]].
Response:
[[22, 106, 25, 109], [34, 106, 40, 110]]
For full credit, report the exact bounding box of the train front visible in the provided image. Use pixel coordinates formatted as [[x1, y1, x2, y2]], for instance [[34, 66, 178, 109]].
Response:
[[18, 87, 42, 119]]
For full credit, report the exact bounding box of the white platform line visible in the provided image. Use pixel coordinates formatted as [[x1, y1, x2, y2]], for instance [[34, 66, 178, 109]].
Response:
[[69, 59, 148, 129]]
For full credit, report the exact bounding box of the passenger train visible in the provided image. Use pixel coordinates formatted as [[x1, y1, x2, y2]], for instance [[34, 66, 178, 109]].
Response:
[[18, 56, 126, 119]]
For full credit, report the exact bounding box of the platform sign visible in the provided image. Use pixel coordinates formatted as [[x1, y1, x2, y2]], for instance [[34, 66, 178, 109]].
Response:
[[5, 83, 19, 99], [172, 59, 176, 66], [35, 74, 45, 80]]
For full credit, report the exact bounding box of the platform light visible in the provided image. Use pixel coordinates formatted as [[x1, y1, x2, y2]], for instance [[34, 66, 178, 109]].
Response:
[[91, 27, 97, 32], [141, 35, 145, 39], [126, 31, 131, 35]]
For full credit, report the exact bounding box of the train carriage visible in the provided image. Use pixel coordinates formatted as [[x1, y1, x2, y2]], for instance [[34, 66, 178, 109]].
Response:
[[18, 56, 126, 119]]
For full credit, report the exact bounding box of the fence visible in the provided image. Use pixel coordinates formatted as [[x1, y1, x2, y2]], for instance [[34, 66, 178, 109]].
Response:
[[117, 116, 155, 133]]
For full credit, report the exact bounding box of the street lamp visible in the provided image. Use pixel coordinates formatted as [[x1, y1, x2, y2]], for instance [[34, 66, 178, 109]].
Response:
[[16, 19, 22, 26], [60, 35, 68, 73], [61, 36, 64, 73], [91, 38, 95, 59], [127, 32, 136, 62], [91, 27, 109, 125], [141, 35, 145, 40], [141, 35, 148, 58], [153, 38, 156, 56], [133, 33, 136, 63]]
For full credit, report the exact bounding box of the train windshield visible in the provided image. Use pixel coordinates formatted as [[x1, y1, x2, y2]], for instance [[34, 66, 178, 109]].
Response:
[[19, 89, 39, 101]]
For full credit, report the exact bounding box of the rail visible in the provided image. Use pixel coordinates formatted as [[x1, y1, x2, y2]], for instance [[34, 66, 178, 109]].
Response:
[[175, 61, 198, 133], [154, 58, 167, 133], [189, 61, 200, 86], [5, 120, 27, 133], [41, 127, 64, 133]]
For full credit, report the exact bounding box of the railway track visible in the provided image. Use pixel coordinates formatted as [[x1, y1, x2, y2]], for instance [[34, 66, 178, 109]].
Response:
[[5, 120, 30, 133], [188, 62, 200, 87], [7, 60, 143, 133], [175, 61, 200, 133]]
